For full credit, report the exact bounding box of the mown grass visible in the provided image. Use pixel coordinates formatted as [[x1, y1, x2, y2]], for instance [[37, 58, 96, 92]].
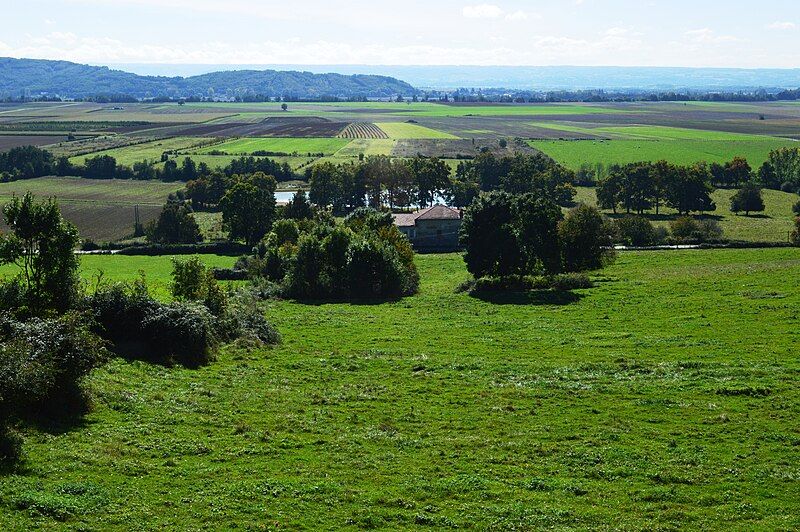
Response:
[[375, 122, 459, 139], [574, 186, 799, 242], [195, 137, 350, 156], [1, 249, 799, 529]]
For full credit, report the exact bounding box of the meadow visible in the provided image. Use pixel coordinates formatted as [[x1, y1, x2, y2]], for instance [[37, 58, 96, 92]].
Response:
[[70, 137, 213, 166], [0, 249, 798, 529], [574, 186, 799, 242], [375, 122, 459, 139]]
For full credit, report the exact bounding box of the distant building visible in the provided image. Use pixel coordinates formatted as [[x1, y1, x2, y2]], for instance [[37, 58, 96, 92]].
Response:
[[393, 205, 463, 252]]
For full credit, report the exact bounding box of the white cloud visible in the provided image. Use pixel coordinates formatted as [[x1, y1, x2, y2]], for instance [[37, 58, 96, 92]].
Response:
[[505, 11, 529, 21], [767, 21, 796, 30], [462, 4, 504, 19], [66, 0, 298, 20], [685, 28, 740, 44]]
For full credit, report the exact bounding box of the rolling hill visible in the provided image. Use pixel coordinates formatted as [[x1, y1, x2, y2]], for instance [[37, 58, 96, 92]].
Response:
[[0, 57, 416, 99]]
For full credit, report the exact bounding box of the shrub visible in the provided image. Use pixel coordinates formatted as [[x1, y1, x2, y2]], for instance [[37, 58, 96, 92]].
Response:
[[171, 257, 227, 316], [141, 303, 217, 368], [460, 273, 593, 294], [0, 312, 107, 421], [792, 218, 800, 245], [146, 203, 202, 244], [792, 200, 800, 216], [669, 216, 700, 241], [559, 204, 616, 272], [614, 216, 659, 247], [216, 291, 281, 345]]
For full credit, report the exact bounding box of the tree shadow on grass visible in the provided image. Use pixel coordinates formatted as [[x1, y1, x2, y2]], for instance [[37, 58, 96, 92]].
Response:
[[470, 289, 584, 306]]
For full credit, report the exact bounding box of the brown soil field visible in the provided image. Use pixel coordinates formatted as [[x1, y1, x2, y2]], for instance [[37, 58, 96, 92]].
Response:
[[178, 117, 349, 137], [0, 135, 73, 151], [391, 138, 535, 158]]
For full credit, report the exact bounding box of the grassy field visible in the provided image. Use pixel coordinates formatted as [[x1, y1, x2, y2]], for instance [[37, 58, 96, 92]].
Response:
[[0, 249, 799, 529], [574, 186, 799, 242], [0, 177, 183, 242], [530, 134, 797, 169], [395, 103, 628, 118], [70, 137, 213, 167], [195, 137, 350, 156], [375, 122, 459, 139]]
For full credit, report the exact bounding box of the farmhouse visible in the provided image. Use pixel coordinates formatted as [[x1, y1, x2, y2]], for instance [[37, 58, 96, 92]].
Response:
[[393, 205, 462, 251]]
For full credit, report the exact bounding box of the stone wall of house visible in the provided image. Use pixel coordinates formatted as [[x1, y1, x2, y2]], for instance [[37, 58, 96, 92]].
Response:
[[413, 218, 462, 251]]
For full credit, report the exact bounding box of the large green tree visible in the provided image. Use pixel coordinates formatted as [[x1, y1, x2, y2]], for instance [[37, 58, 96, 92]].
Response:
[[0, 193, 80, 314], [220, 172, 277, 246]]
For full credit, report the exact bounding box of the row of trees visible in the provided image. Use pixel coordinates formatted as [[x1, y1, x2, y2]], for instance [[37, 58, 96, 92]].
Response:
[[596, 161, 716, 215], [306, 152, 577, 214]]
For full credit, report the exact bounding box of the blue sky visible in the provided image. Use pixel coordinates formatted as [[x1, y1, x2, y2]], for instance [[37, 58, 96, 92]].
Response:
[[3, 0, 799, 68]]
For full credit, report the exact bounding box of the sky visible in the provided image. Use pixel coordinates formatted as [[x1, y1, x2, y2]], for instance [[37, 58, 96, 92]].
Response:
[[2, 0, 799, 69]]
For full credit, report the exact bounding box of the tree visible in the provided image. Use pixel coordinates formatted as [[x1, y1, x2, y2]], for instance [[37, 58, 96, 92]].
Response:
[[723, 157, 752, 188], [83, 155, 117, 179], [792, 217, 800, 245], [0, 193, 80, 314], [558, 204, 616, 272], [617, 163, 653, 214], [283, 191, 314, 220], [665, 164, 716, 215], [446, 165, 480, 208], [730, 183, 765, 216], [146, 203, 202, 244], [413, 157, 451, 208], [596, 172, 623, 214], [459, 192, 563, 278], [281, 103, 288, 111], [220, 172, 277, 246], [309, 162, 340, 208], [460, 192, 523, 278]]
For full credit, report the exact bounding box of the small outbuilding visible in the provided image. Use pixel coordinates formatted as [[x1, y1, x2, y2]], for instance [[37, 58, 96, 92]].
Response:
[[393, 205, 463, 252]]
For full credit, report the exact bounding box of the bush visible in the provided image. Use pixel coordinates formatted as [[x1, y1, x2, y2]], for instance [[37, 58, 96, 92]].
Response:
[[254, 208, 419, 301], [146, 203, 202, 244], [669, 216, 723, 243], [614, 216, 659, 247], [792, 218, 800, 246], [459, 273, 593, 294], [171, 257, 227, 316], [141, 303, 217, 368], [0, 312, 107, 422], [792, 200, 800, 216], [216, 291, 281, 345]]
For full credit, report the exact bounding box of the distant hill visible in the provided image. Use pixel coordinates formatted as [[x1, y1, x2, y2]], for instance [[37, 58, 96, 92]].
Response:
[[0, 57, 416, 99]]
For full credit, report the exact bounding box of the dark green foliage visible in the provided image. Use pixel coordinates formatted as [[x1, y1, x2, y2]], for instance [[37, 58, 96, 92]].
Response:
[[460, 191, 564, 278], [558, 205, 616, 272], [146, 203, 202, 244], [88, 280, 216, 368], [220, 172, 277, 246], [251, 208, 418, 300], [669, 216, 724, 242], [614, 216, 661, 246], [0, 193, 81, 315], [793, 200, 800, 216], [459, 272, 593, 294], [792, 218, 800, 245], [171, 257, 226, 316], [0, 146, 54, 179], [730, 184, 765, 215], [281, 191, 314, 220]]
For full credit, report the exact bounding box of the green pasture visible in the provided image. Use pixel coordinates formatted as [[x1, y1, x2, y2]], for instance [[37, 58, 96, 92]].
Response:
[[1, 249, 799, 528], [574, 186, 799, 242]]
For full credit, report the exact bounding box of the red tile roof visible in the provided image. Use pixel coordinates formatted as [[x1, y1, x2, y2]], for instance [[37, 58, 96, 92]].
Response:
[[392, 205, 461, 227]]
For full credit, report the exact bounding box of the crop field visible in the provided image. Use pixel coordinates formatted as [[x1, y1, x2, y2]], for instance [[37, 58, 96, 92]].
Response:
[[0, 177, 183, 241], [574, 186, 798, 242], [337, 122, 389, 139], [333, 138, 396, 157], [376, 122, 459, 139], [529, 123, 799, 169], [0, 249, 799, 529], [69, 137, 213, 166], [194, 137, 349, 156], [0, 134, 74, 150]]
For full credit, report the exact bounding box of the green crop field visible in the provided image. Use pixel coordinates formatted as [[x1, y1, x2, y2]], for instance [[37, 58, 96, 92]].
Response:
[[0, 249, 799, 529], [0, 177, 184, 242], [395, 103, 629, 118], [573, 186, 799, 242], [530, 132, 798, 169], [195, 137, 350, 156], [334, 138, 396, 157], [70, 137, 213, 167], [375, 122, 459, 139]]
